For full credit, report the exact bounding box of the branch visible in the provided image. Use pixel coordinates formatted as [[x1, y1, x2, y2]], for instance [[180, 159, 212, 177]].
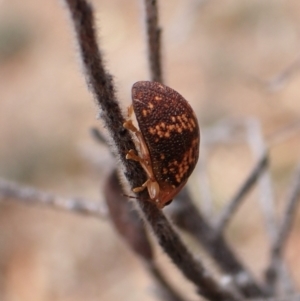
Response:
[[247, 295, 300, 301], [267, 119, 300, 148], [0, 178, 107, 218], [246, 119, 277, 244], [171, 188, 268, 298], [198, 146, 214, 218], [265, 56, 300, 92], [242, 56, 300, 93], [215, 151, 268, 233], [90, 127, 108, 145], [63, 1, 240, 300], [144, 0, 163, 83], [266, 162, 300, 293]]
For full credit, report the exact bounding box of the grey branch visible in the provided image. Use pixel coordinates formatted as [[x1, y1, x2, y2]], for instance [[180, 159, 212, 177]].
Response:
[[247, 294, 300, 301], [0, 178, 107, 218], [246, 119, 277, 244], [265, 162, 300, 294], [274, 162, 300, 259], [215, 150, 268, 233]]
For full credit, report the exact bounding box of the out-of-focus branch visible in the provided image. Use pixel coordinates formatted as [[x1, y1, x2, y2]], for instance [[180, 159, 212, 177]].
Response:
[[90, 127, 107, 145], [243, 56, 300, 93], [63, 1, 240, 300], [144, 0, 163, 83], [0, 178, 107, 218], [246, 119, 277, 244], [265, 56, 300, 92], [245, 119, 296, 294], [267, 119, 300, 148], [198, 146, 214, 218], [248, 294, 300, 301], [215, 151, 268, 233], [266, 162, 300, 294], [246, 294, 300, 301]]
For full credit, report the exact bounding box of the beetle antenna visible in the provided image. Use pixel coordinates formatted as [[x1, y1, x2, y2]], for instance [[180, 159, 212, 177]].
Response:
[[122, 193, 138, 200]]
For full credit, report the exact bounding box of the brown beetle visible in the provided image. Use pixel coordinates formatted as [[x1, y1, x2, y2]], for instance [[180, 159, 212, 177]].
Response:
[[124, 81, 200, 208]]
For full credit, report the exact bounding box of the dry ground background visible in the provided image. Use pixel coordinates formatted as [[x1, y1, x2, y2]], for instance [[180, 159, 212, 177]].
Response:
[[0, 0, 300, 300]]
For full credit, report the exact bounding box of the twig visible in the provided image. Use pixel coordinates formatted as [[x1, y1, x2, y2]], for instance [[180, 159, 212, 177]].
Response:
[[171, 188, 268, 298], [247, 294, 300, 301], [266, 162, 300, 293], [265, 56, 300, 92], [63, 1, 240, 300], [0, 178, 107, 218], [198, 146, 214, 218], [90, 127, 107, 145], [246, 119, 295, 294], [247, 120, 297, 293], [144, 0, 163, 83], [246, 119, 277, 244], [215, 150, 268, 233], [267, 119, 300, 148], [242, 56, 300, 93]]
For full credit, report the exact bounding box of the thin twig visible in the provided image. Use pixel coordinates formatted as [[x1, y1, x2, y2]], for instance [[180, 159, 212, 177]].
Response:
[[266, 162, 300, 293], [267, 119, 300, 148], [63, 1, 240, 300], [0, 178, 107, 218], [246, 119, 277, 244], [242, 56, 300, 93], [144, 0, 163, 83], [90, 127, 107, 145], [246, 119, 295, 294], [198, 146, 214, 218], [247, 294, 300, 301], [265, 56, 300, 92], [215, 151, 268, 233]]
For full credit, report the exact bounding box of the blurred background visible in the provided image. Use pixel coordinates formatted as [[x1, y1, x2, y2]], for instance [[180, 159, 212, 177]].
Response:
[[0, 0, 299, 300]]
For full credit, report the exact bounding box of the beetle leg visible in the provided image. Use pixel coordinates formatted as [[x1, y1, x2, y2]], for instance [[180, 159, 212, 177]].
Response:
[[133, 179, 160, 203], [126, 149, 141, 161], [123, 120, 145, 149], [127, 104, 134, 117], [124, 107, 159, 202], [126, 149, 154, 180], [132, 179, 150, 193], [123, 119, 138, 133], [124, 120, 151, 162]]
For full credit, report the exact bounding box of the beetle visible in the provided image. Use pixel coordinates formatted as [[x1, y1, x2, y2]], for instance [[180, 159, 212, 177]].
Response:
[[123, 81, 200, 209]]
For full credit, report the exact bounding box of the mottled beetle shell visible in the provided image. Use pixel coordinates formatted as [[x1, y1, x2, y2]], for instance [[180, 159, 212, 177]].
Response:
[[132, 81, 200, 200]]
